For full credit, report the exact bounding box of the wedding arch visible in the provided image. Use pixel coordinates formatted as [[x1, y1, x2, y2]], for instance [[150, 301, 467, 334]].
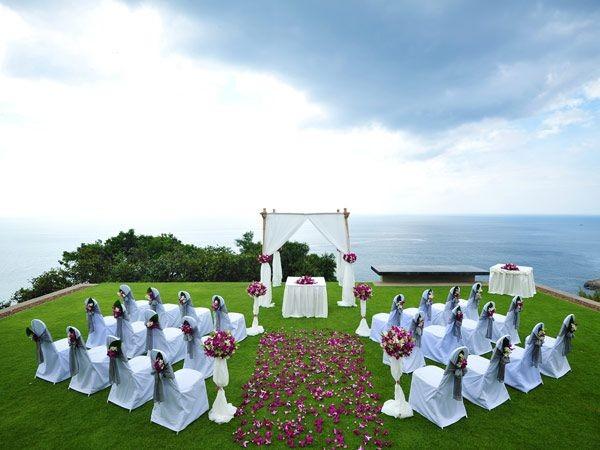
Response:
[[258, 208, 356, 308]]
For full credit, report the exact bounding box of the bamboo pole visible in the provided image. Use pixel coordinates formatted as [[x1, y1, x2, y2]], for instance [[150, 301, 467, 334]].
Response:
[[261, 208, 267, 252]]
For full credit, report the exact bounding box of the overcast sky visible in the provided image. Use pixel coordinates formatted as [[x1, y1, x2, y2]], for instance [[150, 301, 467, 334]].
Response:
[[1, 0, 599, 221]]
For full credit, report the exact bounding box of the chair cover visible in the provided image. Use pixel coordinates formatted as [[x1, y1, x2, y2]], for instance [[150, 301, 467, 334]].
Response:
[[106, 335, 153, 410], [144, 310, 185, 364], [369, 313, 389, 342], [84, 298, 116, 348], [462, 335, 511, 410], [540, 314, 575, 378], [462, 301, 494, 355], [178, 291, 197, 323], [177, 291, 213, 336], [383, 311, 426, 373], [462, 283, 482, 321], [443, 286, 461, 324], [212, 295, 247, 342], [181, 316, 214, 378], [422, 305, 464, 364], [28, 319, 70, 383], [492, 296, 523, 344], [147, 287, 181, 328], [369, 294, 403, 342], [119, 284, 143, 322], [113, 300, 147, 358], [67, 326, 110, 395], [409, 347, 468, 428], [150, 349, 209, 433], [504, 323, 544, 393], [417, 289, 435, 325]]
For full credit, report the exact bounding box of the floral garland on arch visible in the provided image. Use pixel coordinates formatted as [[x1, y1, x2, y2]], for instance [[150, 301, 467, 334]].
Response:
[[296, 275, 316, 285], [204, 330, 239, 359], [343, 252, 357, 264], [257, 254, 273, 264], [380, 326, 415, 359]]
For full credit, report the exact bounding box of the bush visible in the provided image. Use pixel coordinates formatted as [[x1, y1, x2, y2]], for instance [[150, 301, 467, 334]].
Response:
[[579, 289, 600, 302]]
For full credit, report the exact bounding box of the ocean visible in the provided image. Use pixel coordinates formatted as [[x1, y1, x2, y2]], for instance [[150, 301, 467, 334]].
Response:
[[1, 215, 599, 301]]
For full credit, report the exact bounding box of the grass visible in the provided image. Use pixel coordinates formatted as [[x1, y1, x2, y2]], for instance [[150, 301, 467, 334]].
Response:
[[0, 282, 599, 449]]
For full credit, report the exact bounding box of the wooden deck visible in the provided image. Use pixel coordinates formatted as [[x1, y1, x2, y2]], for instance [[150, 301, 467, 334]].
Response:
[[371, 265, 489, 284]]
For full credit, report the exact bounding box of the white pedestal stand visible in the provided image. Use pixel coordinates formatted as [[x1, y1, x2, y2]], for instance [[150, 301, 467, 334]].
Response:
[[381, 356, 413, 418], [355, 299, 371, 337], [246, 297, 264, 336], [208, 357, 237, 424]]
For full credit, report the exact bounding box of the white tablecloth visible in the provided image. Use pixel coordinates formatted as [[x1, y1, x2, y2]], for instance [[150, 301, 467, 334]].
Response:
[[488, 264, 536, 298], [282, 277, 328, 318]]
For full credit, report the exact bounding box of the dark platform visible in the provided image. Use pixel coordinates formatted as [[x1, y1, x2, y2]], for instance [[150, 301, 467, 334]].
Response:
[[371, 265, 489, 284]]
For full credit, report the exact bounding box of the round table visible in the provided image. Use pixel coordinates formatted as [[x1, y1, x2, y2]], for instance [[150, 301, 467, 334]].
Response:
[[488, 264, 536, 298], [282, 276, 328, 318]]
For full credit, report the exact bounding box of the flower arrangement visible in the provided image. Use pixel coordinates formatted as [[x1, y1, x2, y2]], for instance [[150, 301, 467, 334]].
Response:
[[112, 304, 123, 319], [68, 329, 77, 344], [353, 283, 373, 301], [426, 291, 434, 305], [486, 305, 496, 318], [107, 345, 119, 359], [515, 298, 524, 311], [257, 253, 272, 264], [179, 294, 187, 305], [502, 344, 513, 360], [452, 287, 460, 299], [343, 252, 357, 264], [501, 263, 519, 271], [395, 296, 405, 310], [380, 326, 415, 359], [146, 314, 159, 329], [296, 275, 316, 285], [570, 322, 577, 333], [25, 327, 39, 341], [181, 321, 194, 336], [247, 281, 268, 297], [455, 310, 464, 323], [203, 330, 238, 359], [85, 300, 94, 313], [416, 316, 425, 330], [153, 356, 165, 373], [456, 351, 468, 369], [536, 327, 546, 343], [212, 297, 221, 311]]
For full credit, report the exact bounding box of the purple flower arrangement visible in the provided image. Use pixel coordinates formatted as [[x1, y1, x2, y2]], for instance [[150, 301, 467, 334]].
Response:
[[153, 357, 165, 373], [107, 346, 118, 359], [296, 275, 316, 285], [343, 252, 357, 264], [204, 330, 238, 359], [516, 298, 524, 311], [181, 322, 194, 336], [353, 283, 373, 301], [257, 254, 273, 264], [232, 329, 391, 448], [501, 263, 519, 271], [112, 305, 122, 319], [486, 306, 496, 318], [455, 310, 464, 323], [68, 330, 77, 344], [380, 326, 415, 359], [247, 281, 268, 297]]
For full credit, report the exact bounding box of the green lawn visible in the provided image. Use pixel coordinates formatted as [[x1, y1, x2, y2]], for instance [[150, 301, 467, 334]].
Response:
[[1, 282, 598, 449]]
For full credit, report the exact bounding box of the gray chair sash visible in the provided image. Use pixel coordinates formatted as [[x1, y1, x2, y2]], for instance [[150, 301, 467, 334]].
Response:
[[87, 312, 95, 333], [146, 328, 154, 352], [116, 317, 123, 339], [563, 330, 574, 356], [513, 309, 520, 329], [30, 330, 51, 364], [183, 333, 195, 359], [498, 352, 510, 382], [482, 316, 494, 339], [179, 302, 190, 319], [152, 364, 175, 403], [410, 324, 422, 347], [445, 362, 467, 401], [452, 320, 462, 339], [424, 302, 431, 321], [215, 312, 221, 331], [109, 352, 127, 384], [531, 334, 543, 367], [68, 337, 84, 376]]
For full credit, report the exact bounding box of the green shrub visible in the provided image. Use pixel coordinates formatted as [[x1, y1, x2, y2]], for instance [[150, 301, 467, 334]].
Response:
[[579, 289, 600, 302]]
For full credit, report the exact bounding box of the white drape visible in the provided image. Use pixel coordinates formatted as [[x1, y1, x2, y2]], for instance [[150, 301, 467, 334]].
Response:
[[272, 251, 282, 287]]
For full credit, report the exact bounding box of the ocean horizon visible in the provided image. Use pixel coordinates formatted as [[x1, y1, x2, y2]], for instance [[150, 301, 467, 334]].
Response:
[[1, 214, 599, 302]]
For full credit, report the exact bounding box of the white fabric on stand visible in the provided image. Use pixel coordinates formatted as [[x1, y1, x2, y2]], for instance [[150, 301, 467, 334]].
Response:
[[355, 299, 370, 336], [336, 251, 343, 286], [246, 297, 265, 336], [208, 357, 237, 424], [381, 357, 413, 418], [489, 264, 536, 298], [67, 327, 110, 395], [282, 277, 328, 318], [259, 263, 274, 308], [30, 319, 70, 384], [409, 347, 468, 428], [272, 251, 283, 287]]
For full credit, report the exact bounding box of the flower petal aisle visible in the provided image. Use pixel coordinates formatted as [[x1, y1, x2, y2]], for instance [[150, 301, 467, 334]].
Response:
[[233, 330, 391, 448]]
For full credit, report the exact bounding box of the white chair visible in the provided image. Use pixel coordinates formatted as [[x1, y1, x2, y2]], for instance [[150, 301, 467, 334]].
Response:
[[212, 295, 247, 342], [84, 298, 117, 348], [413, 288, 435, 326], [370, 294, 404, 342], [458, 282, 482, 321], [113, 299, 147, 358], [150, 349, 209, 433], [422, 305, 464, 364], [383, 311, 426, 373], [461, 301, 494, 355], [27, 319, 70, 384], [119, 284, 147, 322], [462, 335, 511, 410], [539, 314, 576, 379], [504, 323, 544, 393], [106, 335, 153, 410], [147, 287, 181, 328], [144, 310, 186, 364], [177, 290, 212, 336], [409, 346, 469, 428], [492, 295, 523, 344], [66, 326, 110, 395], [432, 286, 460, 326], [182, 316, 214, 378]]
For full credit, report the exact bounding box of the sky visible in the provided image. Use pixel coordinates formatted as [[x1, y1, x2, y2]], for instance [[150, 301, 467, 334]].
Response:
[[0, 0, 599, 222]]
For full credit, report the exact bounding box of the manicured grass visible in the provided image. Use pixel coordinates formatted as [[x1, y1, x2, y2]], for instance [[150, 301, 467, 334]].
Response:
[[0, 282, 598, 449]]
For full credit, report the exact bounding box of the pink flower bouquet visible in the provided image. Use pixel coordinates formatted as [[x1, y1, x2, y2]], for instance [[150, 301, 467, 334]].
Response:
[[203, 330, 238, 359], [455, 310, 464, 323], [181, 322, 194, 336], [257, 253, 272, 264], [107, 346, 118, 359], [112, 305, 122, 319], [343, 252, 357, 264], [380, 326, 415, 359], [153, 357, 165, 373], [353, 283, 373, 301], [247, 281, 267, 297], [501, 263, 519, 271], [296, 275, 316, 285]]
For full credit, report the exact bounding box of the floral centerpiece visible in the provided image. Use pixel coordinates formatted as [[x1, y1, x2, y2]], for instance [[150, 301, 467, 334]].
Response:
[[354, 284, 373, 337], [501, 263, 519, 271], [257, 253, 272, 264], [343, 252, 357, 264], [296, 275, 316, 285], [246, 281, 267, 335], [380, 326, 415, 419], [205, 330, 239, 424]]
